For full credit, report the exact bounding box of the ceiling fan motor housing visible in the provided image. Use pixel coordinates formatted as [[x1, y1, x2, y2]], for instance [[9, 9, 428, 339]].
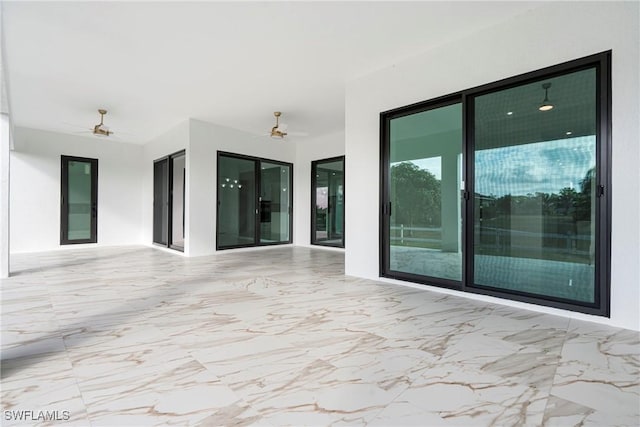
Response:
[[270, 111, 287, 138], [93, 109, 112, 136]]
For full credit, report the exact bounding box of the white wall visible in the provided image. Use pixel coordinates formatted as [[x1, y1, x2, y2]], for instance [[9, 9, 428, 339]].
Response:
[[1, 2, 13, 277], [141, 120, 190, 252], [293, 130, 345, 247], [10, 127, 144, 253], [345, 2, 640, 330], [188, 119, 296, 256], [1, 114, 11, 277]]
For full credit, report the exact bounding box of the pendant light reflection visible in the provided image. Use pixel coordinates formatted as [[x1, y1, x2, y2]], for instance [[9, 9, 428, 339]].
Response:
[[539, 82, 554, 111], [221, 177, 242, 190]]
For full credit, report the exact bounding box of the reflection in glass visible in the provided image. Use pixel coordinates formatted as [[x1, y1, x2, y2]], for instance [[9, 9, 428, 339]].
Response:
[[67, 160, 93, 241], [473, 67, 597, 303], [218, 156, 256, 248], [171, 153, 186, 249], [260, 162, 291, 243], [312, 157, 344, 247], [389, 103, 463, 281]]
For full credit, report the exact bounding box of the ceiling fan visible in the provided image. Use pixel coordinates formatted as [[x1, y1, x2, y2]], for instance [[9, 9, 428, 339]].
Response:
[[92, 109, 112, 136], [267, 111, 308, 139]]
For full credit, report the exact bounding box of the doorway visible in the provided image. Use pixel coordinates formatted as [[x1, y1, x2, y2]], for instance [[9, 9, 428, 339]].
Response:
[[153, 150, 186, 251], [311, 156, 345, 248], [61, 155, 98, 245], [380, 52, 611, 316], [217, 152, 292, 250]]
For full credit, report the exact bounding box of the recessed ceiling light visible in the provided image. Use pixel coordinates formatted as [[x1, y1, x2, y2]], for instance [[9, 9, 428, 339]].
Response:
[[566, 131, 572, 135], [507, 111, 513, 116]]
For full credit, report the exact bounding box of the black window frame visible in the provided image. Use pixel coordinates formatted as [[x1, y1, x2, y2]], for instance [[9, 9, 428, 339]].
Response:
[[380, 51, 611, 316], [60, 155, 98, 245], [311, 155, 345, 248], [216, 151, 294, 250]]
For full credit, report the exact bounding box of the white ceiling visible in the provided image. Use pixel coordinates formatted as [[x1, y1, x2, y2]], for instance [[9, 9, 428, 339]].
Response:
[[2, 1, 540, 144]]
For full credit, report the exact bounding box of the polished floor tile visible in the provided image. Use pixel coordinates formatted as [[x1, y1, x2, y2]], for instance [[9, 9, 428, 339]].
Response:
[[1, 246, 638, 426]]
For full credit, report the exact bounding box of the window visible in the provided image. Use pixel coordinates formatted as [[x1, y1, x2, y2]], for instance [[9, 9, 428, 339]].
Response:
[[217, 152, 293, 250], [311, 156, 345, 248], [61, 156, 98, 245], [380, 51, 611, 316], [153, 150, 186, 251]]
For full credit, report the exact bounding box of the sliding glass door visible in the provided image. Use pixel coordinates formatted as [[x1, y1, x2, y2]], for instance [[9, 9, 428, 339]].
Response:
[[153, 150, 185, 251], [217, 152, 292, 250], [153, 159, 169, 246], [260, 162, 291, 244], [380, 52, 610, 315], [217, 155, 257, 248], [170, 153, 186, 250], [382, 101, 463, 286], [471, 68, 598, 304], [311, 156, 345, 248], [61, 156, 98, 244]]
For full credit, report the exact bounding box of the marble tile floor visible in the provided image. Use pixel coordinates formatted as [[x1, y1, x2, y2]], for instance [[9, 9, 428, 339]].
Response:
[[1, 246, 638, 426]]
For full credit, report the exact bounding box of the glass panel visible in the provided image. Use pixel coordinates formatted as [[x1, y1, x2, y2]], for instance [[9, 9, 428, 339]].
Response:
[[473, 67, 597, 303], [171, 154, 186, 249], [313, 158, 344, 247], [389, 103, 463, 281], [67, 160, 93, 241], [218, 156, 256, 247], [260, 162, 291, 243], [153, 159, 169, 245]]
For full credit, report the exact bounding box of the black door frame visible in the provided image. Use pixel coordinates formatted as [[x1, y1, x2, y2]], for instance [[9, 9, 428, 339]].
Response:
[[60, 155, 98, 245], [153, 150, 186, 252], [311, 156, 346, 248], [216, 151, 293, 250], [379, 95, 463, 291], [380, 51, 611, 316]]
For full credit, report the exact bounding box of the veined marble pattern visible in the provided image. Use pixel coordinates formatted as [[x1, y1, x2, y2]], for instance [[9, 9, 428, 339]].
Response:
[[1, 246, 638, 427]]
